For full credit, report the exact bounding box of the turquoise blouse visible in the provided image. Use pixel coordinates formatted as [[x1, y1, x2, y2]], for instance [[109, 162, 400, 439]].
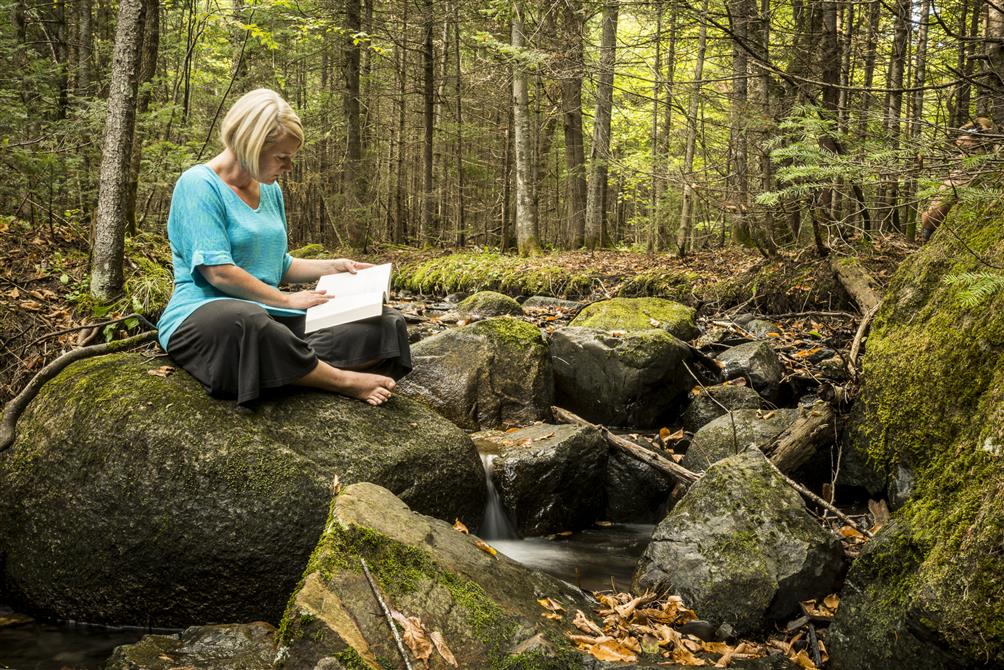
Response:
[[156, 164, 300, 350]]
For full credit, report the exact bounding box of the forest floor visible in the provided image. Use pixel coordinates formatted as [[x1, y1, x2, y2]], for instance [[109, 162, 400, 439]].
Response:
[[0, 213, 914, 406]]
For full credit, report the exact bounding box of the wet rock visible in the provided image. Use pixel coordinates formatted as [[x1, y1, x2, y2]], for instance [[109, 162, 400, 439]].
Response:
[[550, 327, 692, 427], [682, 408, 799, 472], [0, 353, 486, 627], [104, 622, 276, 670], [716, 341, 784, 400], [398, 316, 553, 429], [570, 297, 699, 341], [680, 384, 766, 433], [275, 483, 592, 670], [604, 448, 677, 523], [492, 423, 607, 535], [633, 450, 845, 636], [745, 319, 781, 338], [827, 521, 962, 670], [522, 296, 584, 313], [818, 355, 848, 381], [456, 290, 524, 319]]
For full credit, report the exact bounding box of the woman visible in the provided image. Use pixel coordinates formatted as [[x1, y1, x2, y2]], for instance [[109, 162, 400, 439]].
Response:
[[156, 88, 410, 406]]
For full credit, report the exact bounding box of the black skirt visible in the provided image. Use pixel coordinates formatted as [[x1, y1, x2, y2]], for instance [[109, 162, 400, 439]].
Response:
[[167, 299, 412, 405]]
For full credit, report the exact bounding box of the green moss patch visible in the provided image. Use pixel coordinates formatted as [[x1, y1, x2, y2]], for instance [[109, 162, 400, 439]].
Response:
[[570, 297, 697, 339]]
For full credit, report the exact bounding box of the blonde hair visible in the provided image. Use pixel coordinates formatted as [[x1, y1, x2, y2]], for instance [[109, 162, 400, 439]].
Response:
[[220, 89, 304, 180]]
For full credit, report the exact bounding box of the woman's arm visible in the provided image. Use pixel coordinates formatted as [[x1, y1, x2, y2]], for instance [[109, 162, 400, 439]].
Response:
[[199, 264, 332, 310], [281, 257, 373, 284]]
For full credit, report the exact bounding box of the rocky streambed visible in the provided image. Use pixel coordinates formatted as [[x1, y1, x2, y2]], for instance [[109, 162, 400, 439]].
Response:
[[3, 212, 1003, 670]]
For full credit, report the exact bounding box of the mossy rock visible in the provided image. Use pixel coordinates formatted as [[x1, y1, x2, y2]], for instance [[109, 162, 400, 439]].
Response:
[[105, 622, 276, 670], [0, 353, 486, 627], [289, 243, 329, 259], [570, 297, 699, 341], [832, 188, 1004, 666], [457, 290, 524, 319], [682, 408, 799, 473], [275, 483, 590, 670], [399, 317, 553, 429], [633, 450, 845, 636]]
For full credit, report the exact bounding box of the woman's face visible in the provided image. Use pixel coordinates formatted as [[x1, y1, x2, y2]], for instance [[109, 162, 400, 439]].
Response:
[[258, 131, 301, 184]]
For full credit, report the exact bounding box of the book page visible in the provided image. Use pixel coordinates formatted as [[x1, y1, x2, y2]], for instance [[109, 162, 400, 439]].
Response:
[[315, 263, 392, 299]]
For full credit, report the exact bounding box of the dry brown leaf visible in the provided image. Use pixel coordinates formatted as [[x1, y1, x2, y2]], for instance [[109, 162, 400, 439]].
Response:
[[659, 427, 672, 441], [329, 474, 342, 495], [541, 612, 562, 620], [823, 593, 840, 612], [838, 525, 866, 539], [473, 538, 497, 558], [147, 365, 176, 378], [6, 288, 20, 299], [595, 520, 613, 527], [430, 630, 458, 667], [19, 300, 43, 312], [572, 610, 604, 636], [670, 645, 707, 666], [537, 597, 565, 612], [452, 518, 469, 534], [789, 649, 817, 669], [391, 610, 433, 666], [587, 638, 638, 663], [649, 317, 661, 327]]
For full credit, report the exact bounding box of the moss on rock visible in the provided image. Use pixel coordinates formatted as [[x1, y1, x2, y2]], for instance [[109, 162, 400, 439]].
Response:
[[570, 297, 698, 340], [290, 243, 329, 258], [833, 189, 1004, 666], [457, 290, 524, 318]]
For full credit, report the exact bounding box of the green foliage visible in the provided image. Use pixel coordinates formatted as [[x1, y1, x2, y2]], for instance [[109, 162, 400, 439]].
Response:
[[943, 271, 1004, 307]]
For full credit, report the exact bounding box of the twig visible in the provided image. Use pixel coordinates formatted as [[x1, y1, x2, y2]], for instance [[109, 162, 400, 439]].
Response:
[[847, 303, 880, 380], [763, 456, 873, 538], [0, 331, 157, 453], [20, 313, 157, 356], [360, 557, 414, 670]]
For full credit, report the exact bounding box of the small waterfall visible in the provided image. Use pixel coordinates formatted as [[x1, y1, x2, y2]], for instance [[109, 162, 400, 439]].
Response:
[[479, 453, 519, 540]]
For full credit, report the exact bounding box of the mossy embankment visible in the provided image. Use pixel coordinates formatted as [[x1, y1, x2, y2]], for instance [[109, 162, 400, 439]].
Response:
[[833, 192, 1004, 666]]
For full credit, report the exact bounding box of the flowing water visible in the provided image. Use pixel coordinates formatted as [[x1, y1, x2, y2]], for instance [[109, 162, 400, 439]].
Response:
[[477, 450, 654, 593]]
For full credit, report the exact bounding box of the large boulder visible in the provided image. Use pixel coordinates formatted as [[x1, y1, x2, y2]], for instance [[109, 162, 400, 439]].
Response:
[[456, 290, 524, 319], [715, 341, 784, 400], [275, 483, 591, 670], [570, 297, 699, 341], [0, 353, 486, 627], [398, 317, 553, 429], [104, 622, 276, 670], [604, 448, 677, 523], [679, 384, 766, 433], [550, 327, 692, 427], [682, 408, 799, 472], [829, 196, 1004, 666], [633, 450, 845, 636], [491, 423, 607, 535]]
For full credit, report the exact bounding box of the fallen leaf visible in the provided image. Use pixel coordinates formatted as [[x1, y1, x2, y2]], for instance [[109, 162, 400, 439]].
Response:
[[430, 630, 458, 667], [391, 610, 433, 666], [453, 518, 469, 534], [537, 597, 565, 612], [6, 288, 20, 299], [541, 612, 562, 620], [556, 530, 573, 537], [670, 645, 707, 666], [473, 538, 497, 558], [595, 520, 613, 527], [649, 317, 661, 327], [329, 474, 342, 495], [19, 300, 43, 312], [572, 610, 604, 636], [822, 594, 840, 612], [147, 365, 176, 378], [789, 649, 817, 669], [586, 638, 638, 662], [838, 525, 866, 539]]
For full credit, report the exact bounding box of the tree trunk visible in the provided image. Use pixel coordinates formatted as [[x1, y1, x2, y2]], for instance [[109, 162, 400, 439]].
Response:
[[512, 8, 541, 256], [879, 0, 909, 232], [125, 0, 159, 235], [676, 0, 707, 256], [453, 2, 466, 246], [559, 0, 587, 248], [648, 0, 662, 253], [904, 0, 930, 242], [421, 0, 436, 244], [91, 0, 146, 302], [584, 0, 618, 249], [985, 0, 1004, 124], [728, 0, 751, 247], [77, 0, 93, 94], [344, 0, 367, 248]]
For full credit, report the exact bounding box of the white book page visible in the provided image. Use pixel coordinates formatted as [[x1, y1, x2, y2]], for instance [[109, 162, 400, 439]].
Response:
[[304, 263, 392, 333], [315, 263, 392, 298]]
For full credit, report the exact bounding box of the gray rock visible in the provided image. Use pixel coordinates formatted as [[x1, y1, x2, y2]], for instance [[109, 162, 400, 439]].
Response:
[[604, 448, 677, 523], [827, 521, 962, 670], [398, 316, 553, 429], [0, 353, 486, 627], [680, 384, 766, 433], [682, 408, 799, 472], [716, 341, 784, 399], [550, 327, 692, 427], [456, 290, 524, 319], [104, 622, 276, 670], [745, 319, 781, 338], [493, 423, 607, 535], [275, 483, 593, 670], [522, 296, 584, 312], [633, 450, 845, 636]]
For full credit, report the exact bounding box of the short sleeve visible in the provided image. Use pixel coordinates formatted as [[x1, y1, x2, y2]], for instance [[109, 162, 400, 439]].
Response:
[[167, 170, 235, 274]]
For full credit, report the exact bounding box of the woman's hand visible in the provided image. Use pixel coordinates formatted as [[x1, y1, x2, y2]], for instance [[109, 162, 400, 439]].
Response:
[[329, 258, 373, 274], [282, 289, 335, 310]]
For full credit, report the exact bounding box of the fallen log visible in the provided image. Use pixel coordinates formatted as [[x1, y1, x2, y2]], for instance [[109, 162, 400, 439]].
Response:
[[762, 402, 835, 474], [829, 256, 882, 314]]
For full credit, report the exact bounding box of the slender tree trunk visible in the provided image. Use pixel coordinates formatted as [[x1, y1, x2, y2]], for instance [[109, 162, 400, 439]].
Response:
[[585, 0, 618, 249], [393, 0, 409, 244], [501, 105, 513, 250], [344, 0, 367, 247], [559, 0, 587, 248], [512, 7, 541, 255], [728, 0, 751, 246], [985, 0, 1004, 124], [453, 2, 466, 246], [91, 0, 146, 301], [676, 0, 707, 256], [421, 0, 436, 244], [879, 0, 910, 232], [648, 0, 662, 253], [904, 0, 930, 241], [125, 0, 159, 235], [78, 0, 93, 94]]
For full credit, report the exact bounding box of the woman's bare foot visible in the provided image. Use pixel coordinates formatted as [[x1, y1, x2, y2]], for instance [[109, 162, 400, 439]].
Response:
[[296, 361, 396, 405]]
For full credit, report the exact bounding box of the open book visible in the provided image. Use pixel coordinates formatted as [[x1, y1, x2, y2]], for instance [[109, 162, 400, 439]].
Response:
[[304, 263, 392, 333]]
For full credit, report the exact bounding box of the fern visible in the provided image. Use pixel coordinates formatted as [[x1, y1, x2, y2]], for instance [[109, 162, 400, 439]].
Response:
[[943, 271, 1004, 308]]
